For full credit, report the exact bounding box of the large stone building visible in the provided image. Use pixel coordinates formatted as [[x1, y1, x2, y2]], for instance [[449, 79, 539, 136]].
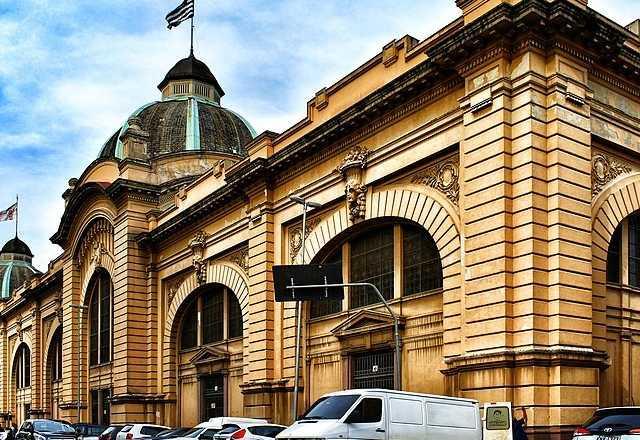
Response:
[[1, 0, 640, 437]]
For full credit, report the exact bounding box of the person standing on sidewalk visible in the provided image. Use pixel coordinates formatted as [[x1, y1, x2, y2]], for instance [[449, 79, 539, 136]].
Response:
[[513, 407, 528, 440]]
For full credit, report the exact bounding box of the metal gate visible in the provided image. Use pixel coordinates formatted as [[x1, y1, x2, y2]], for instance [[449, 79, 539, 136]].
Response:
[[352, 351, 394, 390], [201, 374, 225, 420]]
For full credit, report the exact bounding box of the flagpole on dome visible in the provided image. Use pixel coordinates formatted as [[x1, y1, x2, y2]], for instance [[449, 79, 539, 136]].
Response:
[[190, 0, 195, 56], [15, 194, 18, 238]]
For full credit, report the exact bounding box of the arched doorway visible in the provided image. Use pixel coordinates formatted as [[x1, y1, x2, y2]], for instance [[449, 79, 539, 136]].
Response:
[[45, 327, 63, 419], [12, 343, 31, 424], [175, 283, 244, 426], [304, 219, 444, 402]]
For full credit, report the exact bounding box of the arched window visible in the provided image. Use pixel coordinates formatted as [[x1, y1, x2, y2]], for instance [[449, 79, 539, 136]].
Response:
[[88, 270, 112, 366], [606, 213, 640, 288], [14, 343, 31, 389], [180, 285, 243, 351], [310, 223, 443, 318], [49, 328, 63, 382], [607, 224, 622, 284]]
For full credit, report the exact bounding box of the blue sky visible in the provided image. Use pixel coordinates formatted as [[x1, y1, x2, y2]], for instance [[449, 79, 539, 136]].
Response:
[[0, 0, 638, 269]]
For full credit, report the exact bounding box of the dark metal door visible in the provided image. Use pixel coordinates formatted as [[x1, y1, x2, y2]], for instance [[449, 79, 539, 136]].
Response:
[[201, 375, 224, 420], [352, 351, 394, 390]]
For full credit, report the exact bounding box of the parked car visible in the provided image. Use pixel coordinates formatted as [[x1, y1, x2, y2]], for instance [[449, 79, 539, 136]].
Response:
[[151, 429, 190, 440], [115, 425, 170, 440], [277, 389, 513, 440], [16, 419, 77, 440], [74, 424, 107, 440], [573, 407, 640, 439], [99, 425, 126, 440], [213, 424, 286, 440], [174, 419, 269, 440]]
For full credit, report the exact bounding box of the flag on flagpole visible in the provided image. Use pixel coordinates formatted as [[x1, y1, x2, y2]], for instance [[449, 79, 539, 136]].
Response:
[[0, 203, 17, 222], [166, 0, 194, 29]]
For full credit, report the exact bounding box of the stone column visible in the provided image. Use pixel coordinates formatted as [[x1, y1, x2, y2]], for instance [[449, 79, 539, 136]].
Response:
[[110, 200, 155, 422], [444, 42, 603, 438]]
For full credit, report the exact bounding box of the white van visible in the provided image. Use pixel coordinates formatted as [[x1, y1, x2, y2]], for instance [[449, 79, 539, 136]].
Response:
[[276, 389, 513, 440]]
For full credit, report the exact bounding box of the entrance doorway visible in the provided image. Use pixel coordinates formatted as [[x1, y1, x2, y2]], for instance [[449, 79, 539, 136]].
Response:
[[201, 375, 224, 420], [351, 351, 394, 390]]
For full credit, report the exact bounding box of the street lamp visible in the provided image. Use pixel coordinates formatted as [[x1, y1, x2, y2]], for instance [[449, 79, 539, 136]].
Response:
[[289, 194, 322, 422], [69, 303, 88, 423]]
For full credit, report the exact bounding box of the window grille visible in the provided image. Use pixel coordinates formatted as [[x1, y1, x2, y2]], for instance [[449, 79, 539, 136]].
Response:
[[630, 214, 640, 287], [350, 227, 394, 308], [403, 225, 443, 296], [173, 83, 189, 95], [352, 351, 394, 390], [202, 287, 224, 344], [180, 299, 198, 349], [311, 250, 343, 318], [228, 294, 243, 339], [89, 270, 112, 365]]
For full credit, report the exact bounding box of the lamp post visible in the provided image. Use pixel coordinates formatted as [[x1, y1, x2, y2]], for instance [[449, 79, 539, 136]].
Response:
[[289, 195, 322, 422], [69, 303, 88, 423]]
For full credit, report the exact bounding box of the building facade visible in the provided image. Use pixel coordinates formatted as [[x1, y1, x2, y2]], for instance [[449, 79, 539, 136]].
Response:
[[1, 0, 640, 438]]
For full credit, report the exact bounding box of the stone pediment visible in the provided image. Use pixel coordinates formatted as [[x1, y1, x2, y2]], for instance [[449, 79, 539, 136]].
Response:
[[189, 346, 230, 366], [331, 309, 405, 339]]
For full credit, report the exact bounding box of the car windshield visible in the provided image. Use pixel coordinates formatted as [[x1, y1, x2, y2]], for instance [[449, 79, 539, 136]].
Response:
[[33, 421, 75, 433], [584, 409, 640, 432], [183, 428, 205, 438], [301, 395, 360, 420]]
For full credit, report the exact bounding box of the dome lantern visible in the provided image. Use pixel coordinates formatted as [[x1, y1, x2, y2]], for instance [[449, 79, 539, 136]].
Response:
[[157, 54, 225, 103], [0, 236, 38, 299]]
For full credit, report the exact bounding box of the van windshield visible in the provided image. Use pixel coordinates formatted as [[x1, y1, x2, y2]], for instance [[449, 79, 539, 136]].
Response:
[[301, 395, 360, 420]]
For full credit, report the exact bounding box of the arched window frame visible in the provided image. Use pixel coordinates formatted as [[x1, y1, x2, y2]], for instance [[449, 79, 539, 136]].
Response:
[[49, 328, 63, 382], [14, 343, 31, 389], [179, 285, 243, 351], [310, 222, 443, 319], [88, 270, 112, 366], [606, 213, 640, 288]]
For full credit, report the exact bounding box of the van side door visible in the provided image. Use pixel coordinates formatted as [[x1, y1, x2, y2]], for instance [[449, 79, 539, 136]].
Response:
[[344, 396, 386, 440], [387, 397, 425, 440], [483, 403, 513, 440]]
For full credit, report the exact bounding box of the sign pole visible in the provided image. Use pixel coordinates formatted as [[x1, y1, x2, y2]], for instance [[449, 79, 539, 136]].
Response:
[[292, 202, 307, 421]]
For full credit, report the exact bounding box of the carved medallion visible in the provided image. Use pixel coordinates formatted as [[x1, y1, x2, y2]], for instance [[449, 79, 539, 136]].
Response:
[[189, 231, 208, 286], [412, 158, 460, 205], [592, 153, 632, 196], [337, 146, 370, 223], [289, 218, 321, 263]]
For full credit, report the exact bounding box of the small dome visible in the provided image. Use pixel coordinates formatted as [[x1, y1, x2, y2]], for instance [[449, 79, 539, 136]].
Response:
[[0, 236, 38, 299], [1, 237, 33, 257]]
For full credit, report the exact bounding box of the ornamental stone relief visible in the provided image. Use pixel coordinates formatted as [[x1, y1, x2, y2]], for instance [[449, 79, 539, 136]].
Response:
[[165, 272, 188, 305], [289, 217, 321, 264], [592, 152, 633, 197], [412, 157, 460, 205], [189, 231, 208, 286], [225, 247, 249, 274], [15, 315, 23, 341], [337, 146, 370, 223]]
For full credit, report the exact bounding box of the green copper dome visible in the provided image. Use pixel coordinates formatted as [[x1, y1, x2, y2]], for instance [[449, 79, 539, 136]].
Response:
[[0, 237, 38, 299]]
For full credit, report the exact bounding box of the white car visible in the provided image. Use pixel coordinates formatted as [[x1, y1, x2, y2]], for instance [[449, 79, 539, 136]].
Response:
[[116, 424, 170, 440], [174, 419, 269, 440], [213, 424, 286, 440], [573, 407, 640, 439]]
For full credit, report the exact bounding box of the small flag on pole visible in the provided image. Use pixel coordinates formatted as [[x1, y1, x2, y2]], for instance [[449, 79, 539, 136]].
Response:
[[166, 0, 195, 29], [0, 203, 17, 222]]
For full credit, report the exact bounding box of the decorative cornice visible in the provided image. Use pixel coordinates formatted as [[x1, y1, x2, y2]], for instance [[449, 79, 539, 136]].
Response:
[[592, 152, 632, 197], [412, 157, 460, 205]]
